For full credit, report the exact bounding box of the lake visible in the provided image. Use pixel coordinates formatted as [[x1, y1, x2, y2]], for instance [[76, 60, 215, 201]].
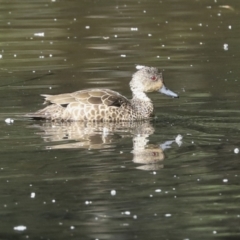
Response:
[[0, 0, 240, 239]]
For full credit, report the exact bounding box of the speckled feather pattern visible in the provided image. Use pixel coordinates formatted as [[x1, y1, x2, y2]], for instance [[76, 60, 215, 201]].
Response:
[[26, 66, 177, 121]]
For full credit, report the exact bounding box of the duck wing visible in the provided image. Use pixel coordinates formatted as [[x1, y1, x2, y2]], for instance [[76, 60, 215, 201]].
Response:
[[42, 89, 130, 108]]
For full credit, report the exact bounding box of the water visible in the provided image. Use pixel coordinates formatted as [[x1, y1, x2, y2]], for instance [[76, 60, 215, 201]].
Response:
[[1, 0, 240, 239]]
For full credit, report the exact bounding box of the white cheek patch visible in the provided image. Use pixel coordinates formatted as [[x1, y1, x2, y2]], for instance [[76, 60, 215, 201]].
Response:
[[136, 65, 146, 70]]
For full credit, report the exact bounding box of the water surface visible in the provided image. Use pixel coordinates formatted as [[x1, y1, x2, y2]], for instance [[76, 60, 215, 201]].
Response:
[[1, 0, 240, 239]]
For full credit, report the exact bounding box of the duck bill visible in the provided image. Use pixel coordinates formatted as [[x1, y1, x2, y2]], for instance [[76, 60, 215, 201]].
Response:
[[159, 85, 178, 98]]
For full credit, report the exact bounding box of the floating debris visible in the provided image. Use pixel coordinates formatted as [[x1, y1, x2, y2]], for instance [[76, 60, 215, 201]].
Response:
[[175, 134, 183, 146], [223, 43, 229, 51], [13, 225, 27, 231], [136, 65, 145, 70], [34, 32, 45, 37], [131, 27, 138, 31], [5, 118, 14, 124], [110, 190, 116, 196], [30, 192, 35, 198], [234, 148, 239, 154], [219, 5, 234, 11]]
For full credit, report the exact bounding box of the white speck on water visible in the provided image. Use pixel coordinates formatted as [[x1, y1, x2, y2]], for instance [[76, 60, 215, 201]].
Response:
[[223, 43, 228, 51], [85, 26, 90, 29], [213, 230, 217, 234], [133, 215, 137, 219], [175, 134, 183, 146], [131, 27, 138, 31], [49, 54, 53, 57], [0, 54, 2, 59], [70, 226, 75, 230], [198, 23, 202, 26], [165, 213, 172, 217], [223, 179, 228, 183], [30, 192, 35, 198], [217, 13, 221, 16], [120, 54, 126, 57], [155, 189, 161, 193], [200, 42, 203, 45], [52, 199, 56, 203], [34, 32, 45, 37], [234, 148, 239, 154], [168, 57, 170, 60], [153, 171, 157, 175], [111, 190, 116, 196], [14, 226, 27, 231], [136, 65, 145, 70], [162, 44, 165, 47], [14, 54, 17, 57], [54, 18, 57, 21], [228, 25, 232, 29], [157, 56, 160, 58], [191, 141, 194, 144], [114, 35, 118, 38], [59, 222, 63, 225], [148, 34, 152, 37], [143, 10, 146, 13], [5, 118, 14, 124], [124, 211, 131, 215], [149, 194, 153, 197]]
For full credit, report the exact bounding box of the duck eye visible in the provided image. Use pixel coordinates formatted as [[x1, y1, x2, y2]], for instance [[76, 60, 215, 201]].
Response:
[[151, 76, 156, 81]]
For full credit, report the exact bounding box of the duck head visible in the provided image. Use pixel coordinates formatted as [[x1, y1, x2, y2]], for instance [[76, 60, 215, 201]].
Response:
[[130, 65, 178, 98]]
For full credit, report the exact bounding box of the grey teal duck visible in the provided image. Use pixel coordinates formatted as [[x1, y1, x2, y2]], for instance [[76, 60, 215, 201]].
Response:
[[26, 66, 178, 121]]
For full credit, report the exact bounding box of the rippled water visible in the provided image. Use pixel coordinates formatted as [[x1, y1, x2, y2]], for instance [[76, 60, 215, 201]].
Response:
[[1, 0, 240, 239]]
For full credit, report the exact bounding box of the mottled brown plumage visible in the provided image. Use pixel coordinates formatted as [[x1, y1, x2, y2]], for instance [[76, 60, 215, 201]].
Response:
[[26, 66, 178, 121]]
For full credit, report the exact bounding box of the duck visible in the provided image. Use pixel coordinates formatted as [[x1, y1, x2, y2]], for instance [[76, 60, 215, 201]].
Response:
[[26, 65, 178, 121]]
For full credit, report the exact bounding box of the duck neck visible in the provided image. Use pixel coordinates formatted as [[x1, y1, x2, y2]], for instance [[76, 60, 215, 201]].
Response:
[[130, 90, 154, 118]]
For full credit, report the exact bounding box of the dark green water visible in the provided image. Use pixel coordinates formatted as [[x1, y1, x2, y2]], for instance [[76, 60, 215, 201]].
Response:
[[0, 0, 240, 239]]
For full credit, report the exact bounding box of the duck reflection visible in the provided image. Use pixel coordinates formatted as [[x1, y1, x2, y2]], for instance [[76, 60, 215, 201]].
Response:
[[29, 120, 182, 170]]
